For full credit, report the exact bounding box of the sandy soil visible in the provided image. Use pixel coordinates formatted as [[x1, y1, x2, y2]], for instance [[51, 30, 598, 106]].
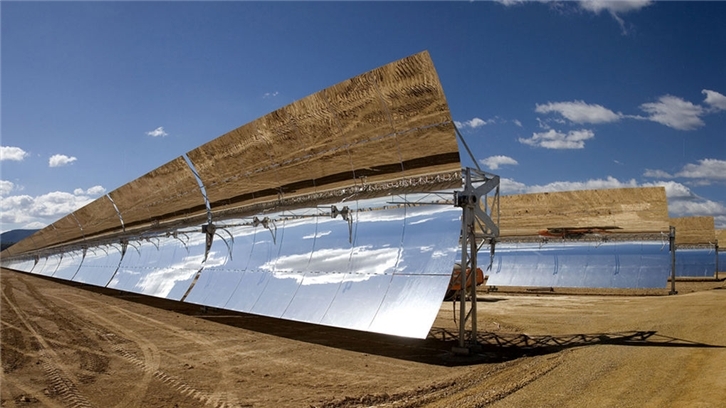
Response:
[[2, 268, 725, 408]]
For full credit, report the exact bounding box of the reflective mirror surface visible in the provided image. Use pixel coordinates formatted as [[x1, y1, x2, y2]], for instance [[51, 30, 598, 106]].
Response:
[[675, 248, 717, 277], [486, 241, 671, 289], [1, 51, 466, 339], [185, 195, 461, 338], [72, 244, 124, 287]]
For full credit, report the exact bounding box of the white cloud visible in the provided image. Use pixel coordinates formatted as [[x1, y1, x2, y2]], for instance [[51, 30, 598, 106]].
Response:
[[578, 0, 653, 34], [502, 176, 638, 195], [675, 159, 726, 180], [641, 180, 695, 200], [146, 127, 168, 137], [535, 91, 724, 131], [500, 177, 528, 195], [530, 176, 639, 193], [536, 117, 551, 130], [263, 91, 279, 99], [0, 180, 16, 196], [86, 185, 107, 195], [535, 101, 621, 124], [455, 117, 495, 129], [480, 155, 519, 170], [643, 169, 673, 179], [702, 89, 726, 111], [19, 221, 48, 230], [73, 185, 107, 196], [643, 180, 726, 223], [646, 159, 726, 182], [668, 199, 726, 218], [512, 119, 523, 127], [49, 154, 77, 167], [1, 146, 29, 162], [639, 95, 705, 130], [0, 186, 106, 231], [0, 195, 34, 226], [715, 215, 726, 230], [519, 129, 594, 149], [578, 0, 653, 14], [494, 0, 526, 6], [498, 1, 653, 34]]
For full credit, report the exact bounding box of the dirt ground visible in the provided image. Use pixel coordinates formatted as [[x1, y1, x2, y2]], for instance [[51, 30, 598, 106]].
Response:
[[2, 268, 725, 408]]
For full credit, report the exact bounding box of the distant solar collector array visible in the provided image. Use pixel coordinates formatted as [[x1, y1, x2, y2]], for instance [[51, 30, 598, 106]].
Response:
[[485, 241, 672, 289]]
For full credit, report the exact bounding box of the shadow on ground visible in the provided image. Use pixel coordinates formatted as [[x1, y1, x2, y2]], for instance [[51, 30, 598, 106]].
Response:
[[429, 328, 725, 364], [8, 269, 724, 367]]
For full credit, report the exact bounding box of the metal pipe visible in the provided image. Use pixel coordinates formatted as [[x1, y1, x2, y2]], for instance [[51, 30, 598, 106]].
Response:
[[469, 221, 478, 344], [669, 226, 677, 295], [458, 169, 470, 349], [454, 126, 482, 172], [716, 244, 719, 276]]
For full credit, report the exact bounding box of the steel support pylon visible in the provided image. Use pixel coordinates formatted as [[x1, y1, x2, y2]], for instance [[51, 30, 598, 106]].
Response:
[[453, 167, 500, 354]]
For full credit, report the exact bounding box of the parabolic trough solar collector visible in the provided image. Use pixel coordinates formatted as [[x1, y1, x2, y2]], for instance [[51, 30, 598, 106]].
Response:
[[485, 241, 672, 289], [1, 51, 467, 339]]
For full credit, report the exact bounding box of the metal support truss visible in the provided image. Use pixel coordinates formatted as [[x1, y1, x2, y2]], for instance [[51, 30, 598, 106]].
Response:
[[669, 226, 678, 295], [453, 167, 500, 354]]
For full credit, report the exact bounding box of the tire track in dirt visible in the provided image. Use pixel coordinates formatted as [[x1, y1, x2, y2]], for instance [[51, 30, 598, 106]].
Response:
[[57, 291, 243, 408], [105, 304, 243, 408], [1, 375, 66, 408], [6, 273, 154, 408], [1, 282, 95, 408], [47, 293, 239, 408], [1, 320, 36, 372], [106, 341, 238, 408], [42, 294, 161, 408], [316, 352, 566, 408]]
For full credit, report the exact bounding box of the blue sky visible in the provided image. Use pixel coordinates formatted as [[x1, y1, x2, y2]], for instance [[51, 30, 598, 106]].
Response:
[[1, 1, 725, 233]]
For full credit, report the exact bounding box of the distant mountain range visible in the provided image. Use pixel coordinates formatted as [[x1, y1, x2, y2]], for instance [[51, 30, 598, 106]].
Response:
[[1, 229, 39, 251]]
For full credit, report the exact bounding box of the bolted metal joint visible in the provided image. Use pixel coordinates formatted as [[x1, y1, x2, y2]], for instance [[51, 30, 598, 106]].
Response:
[[454, 191, 477, 208]]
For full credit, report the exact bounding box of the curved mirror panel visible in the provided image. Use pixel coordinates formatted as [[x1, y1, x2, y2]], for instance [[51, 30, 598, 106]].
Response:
[[18, 258, 37, 273], [553, 251, 588, 288], [675, 248, 716, 277], [504, 244, 558, 287], [395, 202, 460, 276], [319, 205, 405, 331], [3, 258, 35, 272], [613, 244, 642, 288], [281, 207, 354, 323], [531, 248, 558, 287], [163, 233, 210, 301], [53, 250, 85, 280], [511, 247, 539, 285], [582, 244, 616, 288], [108, 239, 159, 292], [111, 234, 206, 300], [223, 221, 280, 313], [639, 244, 670, 288], [30, 256, 47, 275], [72, 245, 124, 287], [183, 222, 254, 308], [250, 214, 316, 317], [36, 254, 62, 276], [487, 241, 670, 289], [368, 274, 451, 338]]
